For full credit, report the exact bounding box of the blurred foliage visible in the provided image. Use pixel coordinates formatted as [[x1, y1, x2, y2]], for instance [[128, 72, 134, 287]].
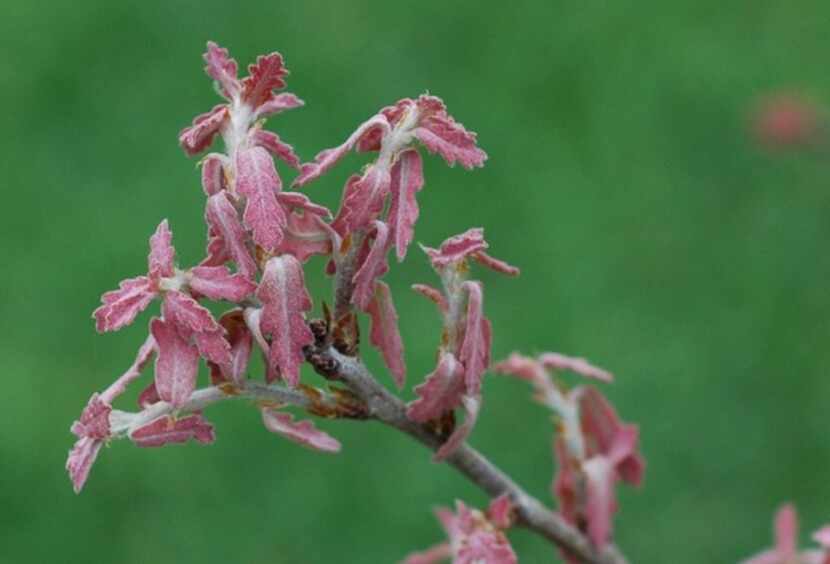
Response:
[[2, 0, 830, 562]]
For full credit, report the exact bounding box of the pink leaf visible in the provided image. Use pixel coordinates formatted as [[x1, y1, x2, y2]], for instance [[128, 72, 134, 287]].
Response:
[[137, 381, 160, 408], [458, 281, 490, 396], [411, 283, 449, 313], [539, 352, 613, 382], [257, 255, 313, 386], [351, 221, 390, 311], [242, 52, 288, 108], [253, 92, 304, 120], [487, 495, 515, 530], [401, 543, 452, 564], [93, 276, 156, 333], [277, 191, 332, 218], [251, 129, 301, 170], [413, 95, 487, 169], [424, 228, 487, 269], [775, 504, 799, 559], [261, 409, 341, 452], [276, 209, 334, 263], [388, 148, 424, 261], [293, 115, 390, 187], [577, 387, 645, 486], [66, 437, 103, 494], [150, 317, 200, 408], [435, 500, 518, 564], [148, 219, 176, 279], [162, 291, 231, 366], [330, 165, 392, 235], [189, 265, 257, 302], [471, 251, 520, 276], [235, 146, 287, 252], [203, 41, 240, 99], [70, 394, 111, 441], [130, 413, 215, 447], [215, 309, 253, 385], [407, 352, 465, 422], [434, 395, 480, 461], [366, 281, 406, 388], [201, 153, 228, 196], [204, 192, 258, 280], [493, 352, 548, 385], [179, 104, 228, 156], [582, 456, 617, 549]]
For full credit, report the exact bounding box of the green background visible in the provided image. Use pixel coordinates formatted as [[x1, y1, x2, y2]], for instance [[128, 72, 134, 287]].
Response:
[[3, 1, 829, 562]]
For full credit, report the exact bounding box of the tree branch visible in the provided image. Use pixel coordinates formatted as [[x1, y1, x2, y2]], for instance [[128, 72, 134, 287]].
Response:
[[306, 345, 629, 564]]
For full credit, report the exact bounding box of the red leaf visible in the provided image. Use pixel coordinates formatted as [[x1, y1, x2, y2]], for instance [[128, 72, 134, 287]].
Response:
[[434, 395, 480, 461], [200, 153, 228, 196], [387, 149, 425, 261], [150, 317, 200, 408], [256, 256, 313, 386], [366, 281, 406, 388], [251, 129, 301, 170], [204, 192, 258, 280], [242, 52, 287, 108], [407, 352, 465, 422], [70, 394, 112, 440], [458, 281, 490, 396], [411, 283, 449, 313], [130, 413, 215, 447], [216, 309, 253, 385], [253, 92, 304, 120], [235, 146, 286, 252], [203, 41, 240, 99], [162, 291, 231, 366], [66, 437, 103, 494], [330, 165, 391, 235], [293, 115, 390, 188], [538, 352, 613, 382], [424, 227, 487, 269], [275, 209, 334, 263], [148, 219, 175, 279], [189, 265, 257, 302], [351, 221, 390, 311], [261, 409, 341, 452], [179, 104, 228, 156], [93, 276, 156, 333], [413, 95, 487, 169]]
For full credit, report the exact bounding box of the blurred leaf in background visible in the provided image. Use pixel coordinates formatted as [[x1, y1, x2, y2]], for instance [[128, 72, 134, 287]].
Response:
[[2, 0, 830, 562]]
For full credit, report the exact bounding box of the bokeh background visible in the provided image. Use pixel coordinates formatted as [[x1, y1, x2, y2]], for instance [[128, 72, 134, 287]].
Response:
[[3, 1, 830, 562]]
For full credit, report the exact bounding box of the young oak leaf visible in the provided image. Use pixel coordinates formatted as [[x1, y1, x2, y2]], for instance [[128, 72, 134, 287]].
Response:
[[150, 317, 200, 408], [188, 265, 257, 302], [458, 281, 491, 396], [261, 408, 341, 453], [387, 148, 424, 261], [407, 352, 466, 423], [351, 221, 391, 311], [200, 153, 229, 196], [424, 228, 519, 277], [161, 290, 231, 367], [740, 504, 830, 564], [130, 413, 215, 448], [251, 129, 301, 170], [433, 395, 480, 462], [366, 281, 406, 388], [242, 52, 288, 109], [256, 256, 314, 387], [179, 104, 229, 156], [330, 164, 392, 236], [204, 192, 258, 280], [235, 146, 287, 252], [203, 41, 240, 100], [404, 500, 517, 564]]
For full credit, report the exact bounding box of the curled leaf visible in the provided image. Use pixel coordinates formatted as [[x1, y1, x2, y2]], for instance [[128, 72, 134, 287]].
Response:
[[261, 408, 341, 452], [366, 281, 405, 388], [130, 413, 215, 447]]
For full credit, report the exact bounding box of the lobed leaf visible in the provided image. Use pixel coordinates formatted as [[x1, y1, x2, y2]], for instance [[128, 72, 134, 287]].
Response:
[[256, 255, 314, 386], [387, 148, 425, 261], [130, 413, 215, 447], [150, 317, 200, 408], [204, 192, 258, 280], [235, 146, 287, 252]]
